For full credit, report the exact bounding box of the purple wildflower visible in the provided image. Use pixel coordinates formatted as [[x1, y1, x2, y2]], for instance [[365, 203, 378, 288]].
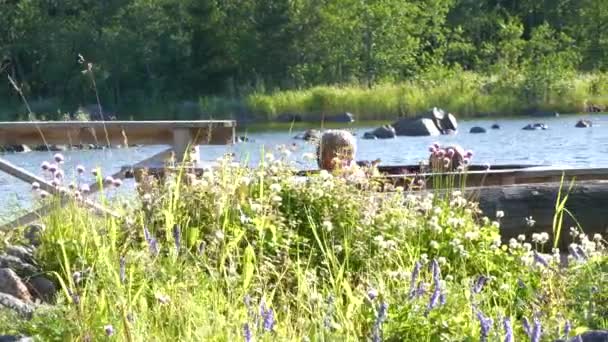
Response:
[[522, 317, 532, 339], [104, 325, 114, 337], [243, 323, 252, 342], [198, 241, 206, 256], [372, 302, 388, 342], [408, 261, 422, 299], [416, 282, 427, 298], [569, 245, 583, 261], [262, 307, 275, 332], [531, 316, 542, 342], [473, 275, 489, 294], [368, 288, 379, 301], [149, 238, 159, 256], [324, 295, 335, 330], [575, 245, 588, 260], [119, 257, 126, 284], [503, 317, 514, 342], [425, 285, 441, 316], [476, 309, 493, 342], [144, 227, 151, 242], [172, 224, 181, 253], [564, 320, 571, 338], [533, 252, 550, 268], [518, 279, 526, 289], [431, 259, 441, 281], [439, 293, 446, 305]]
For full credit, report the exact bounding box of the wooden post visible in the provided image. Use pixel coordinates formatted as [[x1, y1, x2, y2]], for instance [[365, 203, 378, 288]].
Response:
[[172, 128, 199, 164]]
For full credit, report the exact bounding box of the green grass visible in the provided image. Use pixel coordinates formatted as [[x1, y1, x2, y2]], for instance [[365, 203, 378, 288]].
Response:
[[2, 71, 607, 123], [0, 148, 606, 341]]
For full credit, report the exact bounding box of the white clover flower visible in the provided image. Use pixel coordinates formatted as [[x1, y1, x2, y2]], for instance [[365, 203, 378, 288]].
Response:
[[509, 238, 520, 250], [395, 186, 404, 192], [437, 257, 447, 265], [499, 283, 510, 291], [265, 152, 275, 162], [319, 170, 332, 180], [322, 220, 333, 232], [420, 253, 429, 262], [433, 207, 442, 216], [491, 221, 500, 228], [517, 234, 526, 242], [522, 243, 532, 251], [452, 191, 462, 198], [214, 230, 225, 241], [464, 231, 479, 241], [430, 240, 440, 249], [593, 234, 603, 241], [481, 217, 490, 225], [271, 195, 282, 203], [496, 210, 505, 218], [445, 275, 454, 282], [269, 183, 282, 192]]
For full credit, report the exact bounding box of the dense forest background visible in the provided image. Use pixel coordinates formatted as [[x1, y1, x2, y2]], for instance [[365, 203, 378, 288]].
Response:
[[0, 0, 607, 120]]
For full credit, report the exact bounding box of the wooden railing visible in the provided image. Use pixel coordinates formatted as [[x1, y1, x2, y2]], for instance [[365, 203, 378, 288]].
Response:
[[0, 120, 236, 230]]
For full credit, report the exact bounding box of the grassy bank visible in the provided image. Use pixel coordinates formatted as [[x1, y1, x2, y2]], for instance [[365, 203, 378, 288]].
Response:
[[0, 147, 606, 341], [3, 71, 607, 123]]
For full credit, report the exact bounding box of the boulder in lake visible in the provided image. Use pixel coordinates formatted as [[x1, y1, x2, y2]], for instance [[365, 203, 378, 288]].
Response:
[[469, 126, 487, 134], [364, 125, 396, 139], [0, 145, 31, 153], [326, 112, 355, 123], [522, 123, 548, 130], [362, 132, 377, 140], [317, 130, 356, 171], [0, 268, 32, 302], [0, 336, 34, 342], [575, 119, 593, 128], [294, 129, 321, 141], [393, 117, 441, 136], [491, 124, 500, 129], [32, 144, 68, 152], [236, 136, 253, 143]]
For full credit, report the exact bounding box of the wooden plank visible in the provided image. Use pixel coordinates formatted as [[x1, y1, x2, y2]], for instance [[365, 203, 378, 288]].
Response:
[[0, 121, 235, 146]]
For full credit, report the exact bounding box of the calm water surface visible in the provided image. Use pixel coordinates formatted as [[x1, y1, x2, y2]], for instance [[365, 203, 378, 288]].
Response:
[[0, 114, 606, 221]]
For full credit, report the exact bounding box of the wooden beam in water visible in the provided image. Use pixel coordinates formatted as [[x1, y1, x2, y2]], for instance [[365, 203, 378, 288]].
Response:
[[0, 120, 236, 146]]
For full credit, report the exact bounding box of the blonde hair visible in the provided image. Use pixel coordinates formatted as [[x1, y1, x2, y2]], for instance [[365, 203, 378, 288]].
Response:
[[316, 130, 357, 171]]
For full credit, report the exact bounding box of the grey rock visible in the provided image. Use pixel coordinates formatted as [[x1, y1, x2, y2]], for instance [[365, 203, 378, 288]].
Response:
[[362, 132, 377, 140], [294, 129, 321, 141], [0, 255, 38, 277], [0, 145, 31, 153], [575, 119, 593, 128], [24, 224, 44, 246], [491, 124, 500, 129], [469, 126, 487, 133], [32, 144, 68, 152], [365, 125, 396, 139], [0, 268, 32, 302], [0, 335, 34, 342], [325, 112, 355, 123], [0, 292, 34, 318], [393, 117, 441, 136], [522, 123, 548, 130], [26, 276, 57, 303], [5, 246, 35, 265]]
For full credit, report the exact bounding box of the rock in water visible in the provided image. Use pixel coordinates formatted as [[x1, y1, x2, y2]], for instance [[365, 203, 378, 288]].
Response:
[[0, 268, 32, 302], [575, 119, 593, 128], [0, 293, 35, 318], [294, 129, 321, 141], [365, 125, 396, 139], [362, 132, 377, 140], [26, 276, 57, 303], [0, 336, 34, 342], [522, 123, 548, 130], [469, 127, 487, 133], [393, 118, 441, 136], [491, 124, 500, 129], [316, 130, 357, 171]]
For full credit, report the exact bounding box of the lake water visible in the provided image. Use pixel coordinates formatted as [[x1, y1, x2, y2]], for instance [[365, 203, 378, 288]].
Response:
[[0, 114, 606, 222]]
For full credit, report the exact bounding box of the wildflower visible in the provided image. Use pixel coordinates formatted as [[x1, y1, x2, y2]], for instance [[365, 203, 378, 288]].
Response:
[[503, 317, 514, 342], [409, 261, 421, 299], [73, 271, 83, 285], [426, 282, 441, 316], [522, 317, 532, 338], [372, 302, 388, 342], [148, 238, 159, 256], [517, 234, 526, 242], [243, 323, 252, 342], [531, 316, 542, 342], [569, 244, 583, 261], [198, 241, 206, 256], [368, 288, 379, 301], [48, 163, 58, 173], [523, 243, 532, 251], [76, 165, 85, 174], [437, 257, 447, 265], [322, 220, 333, 232], [476, 309, 492, 342], [564, 320, 571, 339], [215, 230, 225, 241], [533, 252, 550, 268], [50, 179, 60, 187], [80, 184, 90, 193], [271, 195, 282, 203], [104, 176, 114, 185], [155, 293, 171, 304], [464, 231, 479, 241], [41, 161, 50, 171], [465, 150, 473, 158], [593, 234, 603, 241], [263, 307, 275, 332], [473, 275, 489, 294], [446, 148, 455, 158], [532, 232, 549, 244], [525, 216, 536, 227], [445, 275, 453, 282], [119, 257, 126, 284], [269, 183, 282, 192], [172, 224, 181, 253], [39, 190, 50, 199], [496, 210, 505, 219], [429, 145, 437, 153], [112, 178, 123, 187], [104, 325, 114, 337], [31, 182, 40, 190], [429, 240, 439, 249], [54, 169, 64, 179], [53, 153, 64, 163]]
